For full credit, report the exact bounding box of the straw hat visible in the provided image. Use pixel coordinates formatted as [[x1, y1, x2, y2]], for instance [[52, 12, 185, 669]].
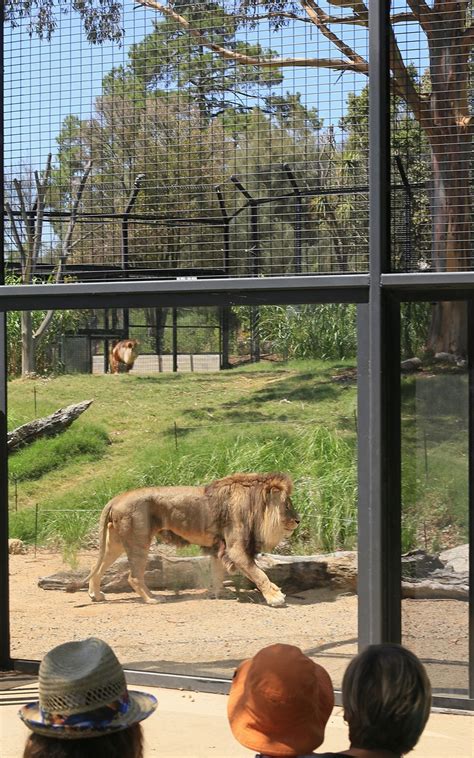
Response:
[[228, 644, 334, 757], [19, 637, 157, 740]]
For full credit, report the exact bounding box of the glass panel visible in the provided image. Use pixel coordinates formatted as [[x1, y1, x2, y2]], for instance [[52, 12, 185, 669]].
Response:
[[8, 304, 358, 688], [401, 301, 469, 697]]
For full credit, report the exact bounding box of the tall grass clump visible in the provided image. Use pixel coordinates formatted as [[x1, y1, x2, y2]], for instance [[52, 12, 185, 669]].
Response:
[[234, 304, 357, 360], [9, 425, 110, 482], [139, 426, 357, 552]]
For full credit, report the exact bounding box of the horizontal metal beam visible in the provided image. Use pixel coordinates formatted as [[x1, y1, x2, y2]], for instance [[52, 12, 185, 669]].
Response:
[[0, 275, 370, 311], [12, 659, 474, 711], [382, 272, 474, 295]]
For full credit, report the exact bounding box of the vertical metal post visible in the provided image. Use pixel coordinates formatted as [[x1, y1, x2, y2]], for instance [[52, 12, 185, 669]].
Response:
[[220, 306, 230, 370], [467, 300, 474, 698], [0, 313, 10, 669], [172, 308, 178, 372], [103, 309, 110, 374], [394, 156, 413, 272], [0, 11, 10, 669], [359, 0, 401, 646], [215, 185, 230, 276], [215, 187, 231, 370], [121, 175, 143, 338], [283, 164, 303, 274]]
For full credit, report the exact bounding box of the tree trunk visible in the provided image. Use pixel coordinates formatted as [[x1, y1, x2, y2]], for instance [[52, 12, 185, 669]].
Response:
[[425, 11, 473, 355], [426, 134, 471, 355], [8, 399, 93, 452], [21, 311, 35, 376], [155, 307, 168, 372]]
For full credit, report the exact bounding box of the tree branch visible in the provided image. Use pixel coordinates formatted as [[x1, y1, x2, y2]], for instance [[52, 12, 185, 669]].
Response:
[[405, 0, 435, 34], [30, 153, 52, 281], [34, 160, 93, 343], [330, 0, 427, 127], [301, 0, 367, 68], [236, 11, 416, 26], [13, 179, 33, 255], [55, 160, 93, 283], [133, 0, 368, 74], [5, 202, 26, 270]]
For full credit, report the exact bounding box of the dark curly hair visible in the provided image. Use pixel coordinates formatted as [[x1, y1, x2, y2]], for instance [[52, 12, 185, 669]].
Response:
[[342, 644, 431, 755]]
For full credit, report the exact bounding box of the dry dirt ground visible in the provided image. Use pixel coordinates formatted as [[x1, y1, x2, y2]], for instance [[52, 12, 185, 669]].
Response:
[[8, 550, 469, 694]]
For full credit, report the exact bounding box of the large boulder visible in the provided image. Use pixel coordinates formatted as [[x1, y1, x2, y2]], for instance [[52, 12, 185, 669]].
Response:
[[439, 544, 468, 574], [8, 538, 26, 555]]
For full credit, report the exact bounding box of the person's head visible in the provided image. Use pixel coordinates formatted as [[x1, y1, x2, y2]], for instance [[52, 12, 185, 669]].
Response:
[[23, 725, 143, 758], [342, 643, 432, 755], [227, 643, 334, 757], [19, 637, 157, 758]]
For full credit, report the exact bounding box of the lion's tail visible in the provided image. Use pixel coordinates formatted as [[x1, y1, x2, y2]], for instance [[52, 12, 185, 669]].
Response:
[[66, 502, 113, 592]]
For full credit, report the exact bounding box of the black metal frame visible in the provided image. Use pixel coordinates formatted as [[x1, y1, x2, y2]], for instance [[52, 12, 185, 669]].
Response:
[[0, 0, 473, 714]]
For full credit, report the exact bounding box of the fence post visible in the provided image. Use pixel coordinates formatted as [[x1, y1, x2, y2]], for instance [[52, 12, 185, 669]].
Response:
[[34, 504, 39, 558]]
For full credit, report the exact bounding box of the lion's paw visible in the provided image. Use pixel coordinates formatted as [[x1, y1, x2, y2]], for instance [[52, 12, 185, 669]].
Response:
[[266, 590, 286, 608], [89, 592, 106, 602], [142, 595, 164, 604]]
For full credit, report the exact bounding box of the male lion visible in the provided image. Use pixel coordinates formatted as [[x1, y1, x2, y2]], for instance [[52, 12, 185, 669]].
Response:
[[109, 339, 139, 374], [88, 472, 299, 607]]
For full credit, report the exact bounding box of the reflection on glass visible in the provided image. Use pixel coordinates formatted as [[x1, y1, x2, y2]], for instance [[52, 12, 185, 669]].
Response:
[[8, 305, 357, 688], [401, 303, 469, 697]]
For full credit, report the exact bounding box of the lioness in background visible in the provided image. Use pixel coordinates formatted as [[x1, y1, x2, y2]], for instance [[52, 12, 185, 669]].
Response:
[[88, 472, 299, 607]]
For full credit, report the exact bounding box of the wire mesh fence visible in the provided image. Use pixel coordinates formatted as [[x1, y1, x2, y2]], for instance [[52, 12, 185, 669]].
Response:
[[4, 0, 372, 281], [3, 3, 473, 281]]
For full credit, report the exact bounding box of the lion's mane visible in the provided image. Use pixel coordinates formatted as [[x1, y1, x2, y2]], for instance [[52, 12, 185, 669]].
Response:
[[204, 472, 294, 558]]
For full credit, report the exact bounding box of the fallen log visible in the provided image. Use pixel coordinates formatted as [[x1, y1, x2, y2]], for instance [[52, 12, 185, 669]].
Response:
[[39, 549, 358, 595], [37, 548, 469, 602], [8, 400, 94, 452]]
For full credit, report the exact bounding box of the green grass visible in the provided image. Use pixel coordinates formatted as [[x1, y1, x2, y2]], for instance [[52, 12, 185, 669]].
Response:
[[9, 425, 110, 483], [7, 359, 468, 560], [401, 370, 469, 551], [8, 360, 359, 558]]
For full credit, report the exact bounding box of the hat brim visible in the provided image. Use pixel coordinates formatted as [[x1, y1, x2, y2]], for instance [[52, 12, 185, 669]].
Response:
[[19, 691, 157, 740]]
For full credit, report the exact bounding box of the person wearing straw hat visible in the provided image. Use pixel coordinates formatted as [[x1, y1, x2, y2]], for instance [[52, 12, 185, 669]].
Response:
[[227, 643, 334, 757], [19, 637, 157, 758]]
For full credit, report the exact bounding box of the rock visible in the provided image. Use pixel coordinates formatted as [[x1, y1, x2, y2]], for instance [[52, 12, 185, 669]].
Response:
[[8, 538, 26, 555], [434, 352, 457, 364], [402, 570, 468, 601], [434, 352, 466, 367], [400, 357, 422, 373], [401, 549, 443, 579], [439, 544, 468, 574]]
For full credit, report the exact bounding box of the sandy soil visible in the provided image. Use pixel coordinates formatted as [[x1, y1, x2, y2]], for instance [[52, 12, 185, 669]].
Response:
[[8, 550, 469, 693]]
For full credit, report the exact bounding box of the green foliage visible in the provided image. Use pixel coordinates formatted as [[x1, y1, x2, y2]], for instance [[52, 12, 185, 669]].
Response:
[[401, 371, 469, 552], [9, 425, 110, 483], [234, 304, 357, 359], [4, 0, 123, 43], [5, 274, 87, 376], [128, 2, 283, 119], [400, 302, 432, 359]]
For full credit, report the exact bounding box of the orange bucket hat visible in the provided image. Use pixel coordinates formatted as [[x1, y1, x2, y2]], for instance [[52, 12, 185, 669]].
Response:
[[227, 644, 334, 757]]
